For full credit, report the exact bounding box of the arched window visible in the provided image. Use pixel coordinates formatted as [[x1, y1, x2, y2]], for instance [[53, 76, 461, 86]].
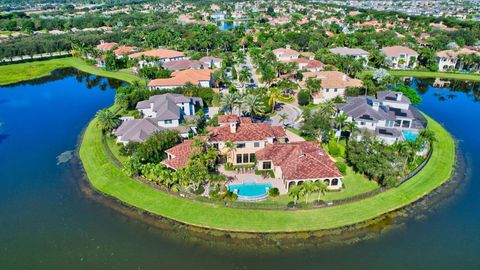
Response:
[[324, 179, 330, 185], [332, 179, 339, 186]]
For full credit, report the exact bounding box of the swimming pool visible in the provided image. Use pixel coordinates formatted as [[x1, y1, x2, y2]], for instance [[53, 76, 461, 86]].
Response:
[[402, 130, 419, 142], [228, 182, 272, 197]]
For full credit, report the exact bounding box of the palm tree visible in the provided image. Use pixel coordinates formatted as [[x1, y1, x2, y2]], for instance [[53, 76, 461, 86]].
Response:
[[344, 121, 359, 142], [223, 140, 236, 164], [319, 100, 337, 117], [114, 93, 129, 110], [239, 68, 252, 90], [314, 181, 328, 202], [220, 93, 238, 114], [278, 113, 289, 126], [418, 129, 436, 144], [334, 113, 348, 142], [288, 184, 303, 205], [243, 94, 265, 116], [301, 181, 316, 204], [96, 109, 119, 132], [266, 87, 282, 108]]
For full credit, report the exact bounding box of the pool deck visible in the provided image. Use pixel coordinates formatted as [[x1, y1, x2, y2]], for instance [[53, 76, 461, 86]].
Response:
[[219, 166, 288, 194]]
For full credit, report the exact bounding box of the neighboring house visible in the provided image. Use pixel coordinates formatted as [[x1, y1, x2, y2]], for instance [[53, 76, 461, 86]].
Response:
[[329, 47, 370, 66], [303, 71, 363, 103], [114, 93, 203, 144], [290, 57, 327, 72], [255, 141, 343, 191], [199, 56, 223, 68], [211, 12, 225, 21], [128, 49, 186, 68], [268, 17, 291, 26], [273, 45, 300, 61], [96, 41, 118, 52], [436, 48, 480, 71], [162, 59, 204, 71], [380, 46, 418, 70], [208, 116, 287, 166], [336, 91, 426, 144], [113, 46, 139, 58], [148, 69, 215, 90], [163, 140, 197, 170]]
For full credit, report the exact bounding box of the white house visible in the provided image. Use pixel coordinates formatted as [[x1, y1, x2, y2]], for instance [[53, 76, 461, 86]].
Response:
[[380, 46, 418, 70], [148, 69, 215, 90], [273, 45, 300, 61], [436, 48, 480, 71], [128, 49, 186, 69]]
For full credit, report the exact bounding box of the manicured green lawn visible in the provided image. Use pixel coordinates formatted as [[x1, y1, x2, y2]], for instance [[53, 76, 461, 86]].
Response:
[[0, 57, 143, 86], [80, 115, 456, 232], [105, 135, 128, 165], [363, 70, 480, 81]]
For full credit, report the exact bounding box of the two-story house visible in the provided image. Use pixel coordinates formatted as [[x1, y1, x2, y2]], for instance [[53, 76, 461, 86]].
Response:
[[329, 47, 370, 66], [114, 94, 203, 144], [303, 71, 363, 103], [436, 48, 480, 71], [381, 46, 418, 70], [336, 91, 426, 144], [273, 45, 300, 61], [148, 69, 215, 90], [208, 115, 287, 166]]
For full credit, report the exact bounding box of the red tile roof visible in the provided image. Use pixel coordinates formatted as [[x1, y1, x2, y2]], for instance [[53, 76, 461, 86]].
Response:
[[96, 42, 118, 51], [273, 48, 300, 57], [128, 49, 185, 59], [148, 69, 214, 87], [163, 140, 196, 170], [209, 122, 286, 142], [218, 114, 239, 124], [381, 46, 418, 57], [113, 45, 138, 55], [255, 142, 342, 180]]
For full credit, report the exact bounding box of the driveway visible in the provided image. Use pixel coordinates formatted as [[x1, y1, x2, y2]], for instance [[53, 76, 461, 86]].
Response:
[[245, 55, 260, 86], [268, 103, 302, 128]]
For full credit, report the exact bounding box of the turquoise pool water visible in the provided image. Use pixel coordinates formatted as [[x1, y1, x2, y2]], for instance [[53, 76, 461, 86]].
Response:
[[402, 130, 419, 141], [228, 182, 272, 197]]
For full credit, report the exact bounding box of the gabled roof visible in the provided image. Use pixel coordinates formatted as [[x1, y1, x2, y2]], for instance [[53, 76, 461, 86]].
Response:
[[273, 48, 300, 57], [209, 122, 286, 142], [436, 48, 480, 58], [129, 49, 185, 59], [148, 69, 214, 87], [113, 45, 139, 55], [376, 91, 411, 104], [96, 42, 118, 51], [255, 142, 342, 180], [336, 96, 395, 122]]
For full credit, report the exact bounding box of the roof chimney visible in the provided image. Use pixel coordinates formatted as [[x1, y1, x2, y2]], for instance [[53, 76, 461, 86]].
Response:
[[396, 92, 403, 101], [309, 55, 315, 60], [286, 44, 291, 50], [372, 101, 380, 111], [230, 122, 237, 133]]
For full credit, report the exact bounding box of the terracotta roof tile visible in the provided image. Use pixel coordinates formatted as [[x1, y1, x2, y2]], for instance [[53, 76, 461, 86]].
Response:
[[129, 49, 185, 59], [148, 69, 214, 87], [255, 142, 342, 180], [209, 122, 286, 142]]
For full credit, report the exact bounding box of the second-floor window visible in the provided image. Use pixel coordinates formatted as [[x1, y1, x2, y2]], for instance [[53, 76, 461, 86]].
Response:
[[254, 142, 260, 148], [165, 120, 172, 124], [236, 143, 246, 149]]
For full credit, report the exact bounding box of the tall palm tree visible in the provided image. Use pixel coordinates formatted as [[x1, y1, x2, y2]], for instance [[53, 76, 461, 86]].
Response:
[[418, 129, 436, 144], [114, 93, 129, 110], [96, 109, 119, 132], [266, 87, 282, 108], [239, 68, 252, 90], [334, 113, 348, 142], [223, 140, 236, 164], [314, 181, 328, 202], [344, 121, 359, 142], [301, 181, 316, 204]]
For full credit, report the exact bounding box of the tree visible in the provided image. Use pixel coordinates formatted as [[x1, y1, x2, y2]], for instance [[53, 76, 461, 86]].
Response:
[[278, 113, 289, 126], [344, 121, 359, 142], [334, 113, 348, 142], [301, 181, 316, 204], [393, 84, 422, 105], [242, 94, 265, 116], [115, 93, 129, 110], [288, 185, 302, 205], [314, 181, 328, 202], [238, 67, 252, 90], [96, 109, 119, 132], [305, 77, 322, 97], [372, 68, 391, 85], [318, 100, 337, 117], [301, 109, 332, 142], [297, 89, 311, 106], [266, 87, 283, 108], [220, 92, 238, 114], [136, 130, 181, 163]]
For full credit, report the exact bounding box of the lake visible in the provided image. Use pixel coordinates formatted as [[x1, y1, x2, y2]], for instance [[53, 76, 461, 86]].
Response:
[[1, 73, 479, 269]]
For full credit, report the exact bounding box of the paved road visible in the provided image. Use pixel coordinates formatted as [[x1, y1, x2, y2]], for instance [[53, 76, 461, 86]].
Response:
[[268, 102, 302, 128], [245, 55, 260, 86]]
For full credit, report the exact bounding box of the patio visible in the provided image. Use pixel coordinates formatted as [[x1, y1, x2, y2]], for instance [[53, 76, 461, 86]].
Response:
[[218, 165, 288, 194]]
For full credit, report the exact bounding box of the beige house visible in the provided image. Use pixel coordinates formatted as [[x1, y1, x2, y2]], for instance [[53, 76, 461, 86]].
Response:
[[381, 46, 418, 70], [303, 71, 363, 103], [436, 48, 480, 71], [273, 45, 300, 61], [208, 116, 287, 166]]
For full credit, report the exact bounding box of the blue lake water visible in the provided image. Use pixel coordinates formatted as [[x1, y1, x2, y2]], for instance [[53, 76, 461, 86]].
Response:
[[1, 73, 480, 269]]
